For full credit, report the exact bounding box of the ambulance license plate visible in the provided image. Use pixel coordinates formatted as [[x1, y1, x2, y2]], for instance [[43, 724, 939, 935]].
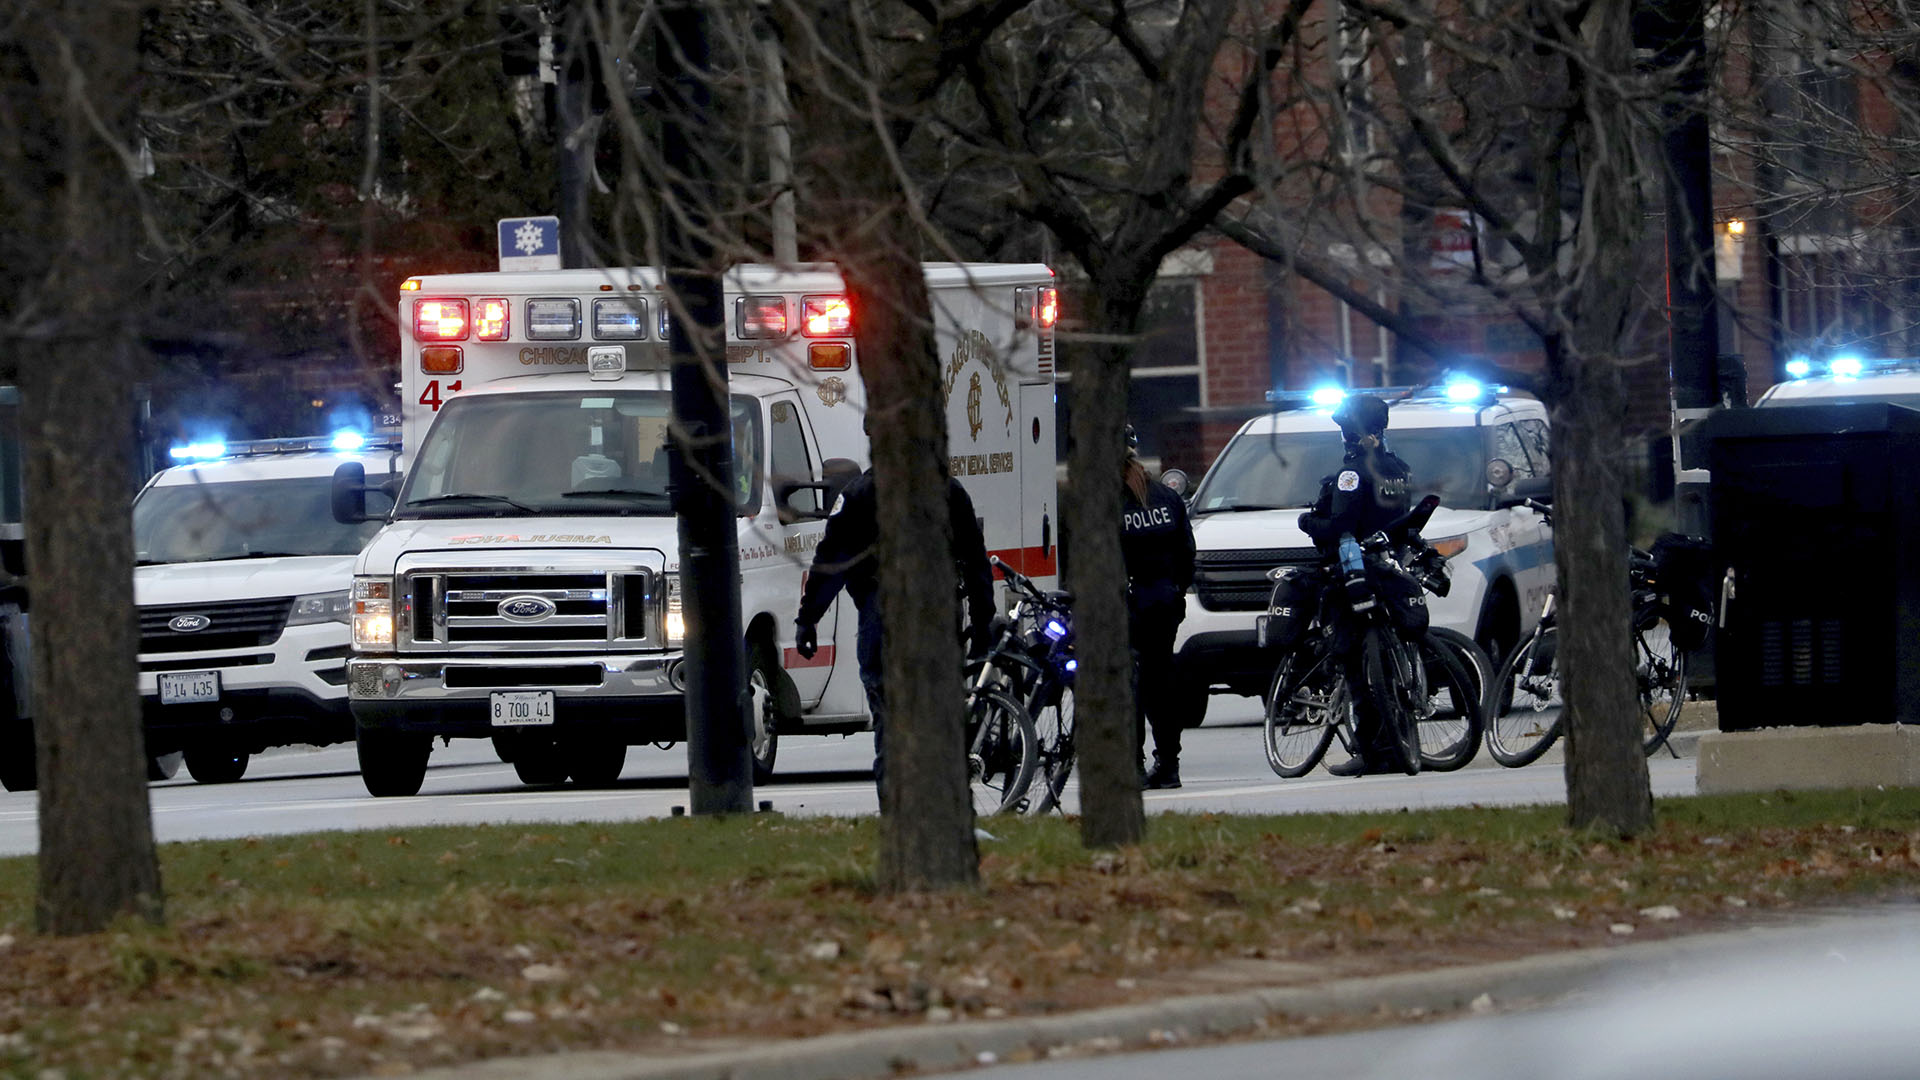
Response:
[[159, 671, 220, 705], [490, 691, 555, 727]]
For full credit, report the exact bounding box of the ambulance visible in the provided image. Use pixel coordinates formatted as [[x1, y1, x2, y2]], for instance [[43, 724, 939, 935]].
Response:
[[335, 263, 1060, 796]]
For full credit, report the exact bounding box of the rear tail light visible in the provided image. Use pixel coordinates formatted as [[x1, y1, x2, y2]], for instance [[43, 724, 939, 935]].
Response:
[[414, 299, 469, 342], [526, 298, 580, 340], [420, 346, 464, 374], [802, 295, 851, 337], [737, 296, 787, 338], [475, 298, 510, 341]]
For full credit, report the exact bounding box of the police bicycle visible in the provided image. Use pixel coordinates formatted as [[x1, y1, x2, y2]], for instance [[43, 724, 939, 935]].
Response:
[[1484, 502, 1707, 767], [1261, 496, 1487, 777], [965, 557, 1075, 814]]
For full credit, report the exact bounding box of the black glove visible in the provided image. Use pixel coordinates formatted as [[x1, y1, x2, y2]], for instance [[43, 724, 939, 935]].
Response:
[[794, 620, 818, 660]]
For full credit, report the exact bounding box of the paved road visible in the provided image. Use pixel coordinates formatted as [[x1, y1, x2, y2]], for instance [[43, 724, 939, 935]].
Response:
[[0, 696, 1698, 855], [964, 907, 1920, 1080]]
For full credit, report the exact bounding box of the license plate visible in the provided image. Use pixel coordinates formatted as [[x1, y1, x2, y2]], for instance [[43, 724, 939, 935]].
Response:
[[490, 691, 555, 727], [159, 671, 220, 705]]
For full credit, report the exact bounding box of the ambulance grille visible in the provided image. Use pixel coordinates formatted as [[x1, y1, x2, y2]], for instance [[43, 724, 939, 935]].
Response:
[[406, 570, 654, 649]]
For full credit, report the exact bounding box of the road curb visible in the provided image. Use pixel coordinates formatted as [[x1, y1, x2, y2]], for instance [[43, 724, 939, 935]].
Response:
[[391, 917, 1827, 1080]]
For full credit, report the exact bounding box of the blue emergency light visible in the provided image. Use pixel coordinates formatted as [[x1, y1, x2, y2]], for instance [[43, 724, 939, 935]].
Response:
[[1309, 386, 1347, 407], [168, 441, 228, 461], [1442, 376, 1484, 402]]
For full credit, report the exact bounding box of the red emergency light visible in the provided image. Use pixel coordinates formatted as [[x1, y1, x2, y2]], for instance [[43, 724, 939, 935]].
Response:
[[474, 298, 510, 341], [414, 299, 470, 342], [802, 296, 852, 337], [1037, 287, 1059, 330]]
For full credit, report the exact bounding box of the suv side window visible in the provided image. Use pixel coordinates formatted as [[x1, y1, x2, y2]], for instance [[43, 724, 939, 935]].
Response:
[[1518, 419, 1551, 479], [769, 398, 816, 516], [1490, 422, 1538, 478]]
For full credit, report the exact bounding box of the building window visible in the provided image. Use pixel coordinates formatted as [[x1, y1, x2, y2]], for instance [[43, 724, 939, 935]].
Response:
[[1055, 278, 1205, 466]]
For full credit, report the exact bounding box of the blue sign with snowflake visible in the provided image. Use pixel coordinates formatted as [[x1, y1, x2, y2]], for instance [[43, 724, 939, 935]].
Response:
[[497, 216, 563, 271]]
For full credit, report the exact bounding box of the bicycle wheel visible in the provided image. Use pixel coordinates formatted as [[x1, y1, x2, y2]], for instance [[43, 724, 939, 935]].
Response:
[[1360, 625, 1421, 775], [1486, 626, 1564, 767], [1415, 630, 1487, 772], [965, 688, 1038, 816], [1634, 621, 1688, 756], [1263, 650, 1342, 778], [1025, 685, 1075, 815]]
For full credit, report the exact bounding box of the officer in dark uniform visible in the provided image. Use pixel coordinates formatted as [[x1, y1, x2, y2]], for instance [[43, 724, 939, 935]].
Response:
[[794, 461, 995, 809], [1297, 393, 1410, 776], [1122, 426, 1197, 790]]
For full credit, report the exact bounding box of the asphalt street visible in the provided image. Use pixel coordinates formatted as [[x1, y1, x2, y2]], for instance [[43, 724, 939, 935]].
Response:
[[0, 696, 1698, 856]]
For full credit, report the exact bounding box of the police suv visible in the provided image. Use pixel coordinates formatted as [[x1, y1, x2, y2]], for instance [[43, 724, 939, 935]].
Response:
[[1758, 354, 1920, 409], [1171, 380, 1555, 723], [133, 434, 394, 783]]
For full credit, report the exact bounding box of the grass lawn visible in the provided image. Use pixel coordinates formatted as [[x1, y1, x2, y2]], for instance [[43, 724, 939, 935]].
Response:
[[0, 789, 1915, 1078]]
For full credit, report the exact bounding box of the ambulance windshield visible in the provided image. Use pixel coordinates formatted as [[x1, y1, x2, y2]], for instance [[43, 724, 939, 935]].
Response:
[[1193, 426, 1486, 513], [395, 391, 762, 518]]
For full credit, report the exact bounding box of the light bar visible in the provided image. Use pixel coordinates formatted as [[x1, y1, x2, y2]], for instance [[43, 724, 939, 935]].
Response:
[[1310, 386, 1347, 407], [413, 299, 469, 342], [168, 441, 228, 461], [475, 298, 510, 341], [802, 296, 851, 337], [1830, 354, 1864, 378], [1443, 377, 1484, 402], [330, 431, 366, 451], [738, 296, 788, 339], [1785, 356, 1814, 379]]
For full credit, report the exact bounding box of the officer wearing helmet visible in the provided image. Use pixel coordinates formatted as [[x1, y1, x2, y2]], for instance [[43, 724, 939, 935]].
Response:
[[1298, 393, 1411, 775], [1120, 423, 1196, 789]]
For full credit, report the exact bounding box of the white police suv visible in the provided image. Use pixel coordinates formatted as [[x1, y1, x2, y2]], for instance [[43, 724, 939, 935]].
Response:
[[1757, 354, 1920, 409], [133, 434, 394, 783], [1170, 380, 1555, 723]]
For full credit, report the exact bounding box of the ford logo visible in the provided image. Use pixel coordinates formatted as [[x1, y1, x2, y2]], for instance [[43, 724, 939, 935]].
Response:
[[498, 595, 557, 622], [167, 614, 211, 633]]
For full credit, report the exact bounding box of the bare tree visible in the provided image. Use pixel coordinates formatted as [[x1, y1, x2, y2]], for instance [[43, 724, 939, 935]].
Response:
[[0, 1, 166, 932], [1214, 0, 1663, 832], [939, 0, 1311, 846]]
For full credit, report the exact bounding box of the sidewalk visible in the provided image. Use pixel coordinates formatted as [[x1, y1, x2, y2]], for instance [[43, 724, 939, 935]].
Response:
[[386, 907, 1882, 1080]]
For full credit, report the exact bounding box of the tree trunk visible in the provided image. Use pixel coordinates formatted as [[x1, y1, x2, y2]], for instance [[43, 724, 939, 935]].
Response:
[[858, 263, 980, 892], [1069, 286, 1147, 849], [1550, 359, 1653, 835], [1552, 0, 1654, 836], [15, 2, 166, 933], [778, 1, 977, 890]]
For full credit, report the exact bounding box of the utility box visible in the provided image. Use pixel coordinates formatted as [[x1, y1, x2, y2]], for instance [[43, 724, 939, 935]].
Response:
[[1701, 403, 1920, 730]]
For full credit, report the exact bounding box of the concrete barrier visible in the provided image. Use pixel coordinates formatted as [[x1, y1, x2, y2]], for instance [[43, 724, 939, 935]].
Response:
[[1696, 724, 1920, 794]]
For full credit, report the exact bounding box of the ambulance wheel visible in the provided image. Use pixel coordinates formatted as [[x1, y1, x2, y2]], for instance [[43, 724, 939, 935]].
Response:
[[357, 724, 431, 797], [185, 746, 249, 784], [747, 638, 784, 785]]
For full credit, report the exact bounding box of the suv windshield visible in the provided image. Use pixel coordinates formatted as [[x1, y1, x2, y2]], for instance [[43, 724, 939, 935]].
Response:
[[395, 391, 762, 518], [1192, 426, 1488, 513], [134, 475, 389, 564]]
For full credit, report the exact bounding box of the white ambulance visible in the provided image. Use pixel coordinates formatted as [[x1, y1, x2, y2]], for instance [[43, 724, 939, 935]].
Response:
[[337, 263, 1060, 796]]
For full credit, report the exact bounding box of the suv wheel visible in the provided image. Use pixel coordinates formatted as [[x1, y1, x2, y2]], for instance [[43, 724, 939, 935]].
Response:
[[357, 724, 431, 797], [185, 747, 248, 784]]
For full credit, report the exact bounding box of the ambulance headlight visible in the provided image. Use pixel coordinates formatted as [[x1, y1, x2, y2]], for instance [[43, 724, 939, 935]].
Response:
[[352, 577, 394, 648], [663, 575, 685, 646], [289, 590, 353, 626]]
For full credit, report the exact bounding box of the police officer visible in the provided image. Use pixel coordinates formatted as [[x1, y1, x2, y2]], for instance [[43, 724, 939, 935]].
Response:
[[1297, 393, 1410, 776], [793, 458, 995, 810], [1122, 426, 1196, 790]]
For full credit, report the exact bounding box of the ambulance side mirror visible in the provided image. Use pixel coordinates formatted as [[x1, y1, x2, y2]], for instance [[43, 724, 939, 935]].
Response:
[[775, 457, 859, 523], [331, 462, 370, 524]]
